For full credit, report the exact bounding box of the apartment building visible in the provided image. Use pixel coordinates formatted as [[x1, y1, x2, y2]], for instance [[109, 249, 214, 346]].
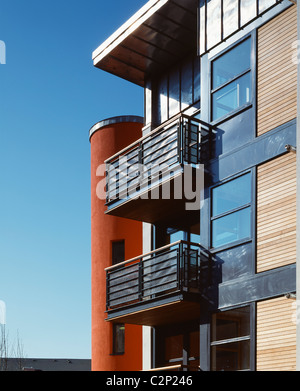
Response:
[[90, 0, 300, 371]]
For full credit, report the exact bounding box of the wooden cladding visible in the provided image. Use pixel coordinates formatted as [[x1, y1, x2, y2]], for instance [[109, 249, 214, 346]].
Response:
[[257, 5, 297, 136], [257, 297, 296, 371], [256, 153, 296, 273], [256, 7, 297, 372]]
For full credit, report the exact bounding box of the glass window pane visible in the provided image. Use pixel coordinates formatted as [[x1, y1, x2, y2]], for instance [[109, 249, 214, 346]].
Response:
[[212, 72, 251, 120], [212, 39, 251, 89], [199, 0, 206, 54], [193, 56, 201, 103], [211, 340, 250, 371], [212, 173, 251, 216], [259, 0, 276, 13], [207, 0, 222, 49], [223, 0, 239, 38], [240, 0, 257, 25], [169, 229, 185, 243], [211, 307, 250, 371], [112, 240, 125, 265], [169, 68, 180, 118], [181, 59, 193, 110], [157, 228, 185, 247], [211, 307, 250, 342], [113, 324, 125, 354], [212, 207, 251, 247]]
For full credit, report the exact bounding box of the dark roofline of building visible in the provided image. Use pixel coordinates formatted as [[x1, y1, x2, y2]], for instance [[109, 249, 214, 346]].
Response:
[[89, 115, 144, 141], [3, 357, 91, 371]]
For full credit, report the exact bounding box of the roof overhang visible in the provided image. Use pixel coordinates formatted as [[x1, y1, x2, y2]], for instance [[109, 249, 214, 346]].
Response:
[[92, 0, 198, 87]]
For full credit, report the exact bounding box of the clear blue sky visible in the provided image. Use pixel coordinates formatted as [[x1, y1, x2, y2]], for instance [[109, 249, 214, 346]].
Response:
[[0, 0, 144, 359]]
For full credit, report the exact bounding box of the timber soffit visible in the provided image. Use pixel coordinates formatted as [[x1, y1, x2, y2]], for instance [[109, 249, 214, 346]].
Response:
[[92, 0, 198, 87]]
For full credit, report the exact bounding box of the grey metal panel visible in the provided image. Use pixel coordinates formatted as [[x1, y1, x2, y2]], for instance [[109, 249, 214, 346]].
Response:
[[217, 264, 296, 309], [213, 242, 253, 283], [208, 119, 297, 185]]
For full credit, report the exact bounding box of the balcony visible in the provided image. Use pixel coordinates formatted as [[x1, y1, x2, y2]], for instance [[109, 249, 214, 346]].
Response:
[[105, 241, 210, 326], [104, 114, 211, 227]]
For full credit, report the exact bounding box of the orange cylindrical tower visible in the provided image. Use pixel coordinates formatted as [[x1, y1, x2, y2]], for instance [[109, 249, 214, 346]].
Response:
[[90, 116, 144, 371]]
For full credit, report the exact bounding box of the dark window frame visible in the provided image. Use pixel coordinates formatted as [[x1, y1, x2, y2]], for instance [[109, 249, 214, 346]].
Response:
[[210, 304, 255, 371], [111, 241, 126, 355], [111, 240, 125, 266], [210, 171, 253, 250], [210, 34, 255, 123], [112, 323, 125, 355]]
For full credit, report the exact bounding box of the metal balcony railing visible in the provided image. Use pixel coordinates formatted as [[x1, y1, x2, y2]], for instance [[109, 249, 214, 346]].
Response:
[[105, 240, 210, 312], [105, 114, 211, 204]]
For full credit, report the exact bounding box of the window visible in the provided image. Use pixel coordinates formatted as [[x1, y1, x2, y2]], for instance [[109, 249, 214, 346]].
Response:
[[113, 324, 125, 355], [155, 224, 200, 249], [112, 242, 125, 354], [211, 38, 252, 121], [199, 0, 277, 54], [211, 306, 251, 371], [112, 240, 125, 265], [211, 173, 251, 248]]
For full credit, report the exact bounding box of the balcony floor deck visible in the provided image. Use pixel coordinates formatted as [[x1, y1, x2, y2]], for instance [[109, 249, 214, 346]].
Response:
[[105, 171, 201, 228], [105, 292, 202, 326]]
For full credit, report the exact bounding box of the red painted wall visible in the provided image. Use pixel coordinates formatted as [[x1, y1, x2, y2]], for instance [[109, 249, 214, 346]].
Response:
[[90, 119, 143, 371]]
